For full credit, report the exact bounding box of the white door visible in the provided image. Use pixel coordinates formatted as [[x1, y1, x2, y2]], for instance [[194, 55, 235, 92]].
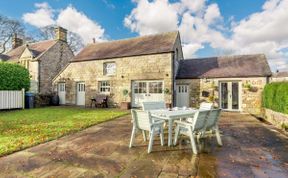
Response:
[[58, 83, 66, 105], [176, 85, 189, 107], [76, 82, 85, 106], [219, 81, 241, 111], [132, 80, 164, 107]]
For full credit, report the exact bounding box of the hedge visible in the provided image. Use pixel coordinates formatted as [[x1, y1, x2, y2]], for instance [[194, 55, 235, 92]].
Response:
[[263, 82, 288, 114], [0, 62, 30, 91]]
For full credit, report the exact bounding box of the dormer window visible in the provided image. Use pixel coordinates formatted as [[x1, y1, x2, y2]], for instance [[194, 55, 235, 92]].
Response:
[[103, 62, 116, 76]]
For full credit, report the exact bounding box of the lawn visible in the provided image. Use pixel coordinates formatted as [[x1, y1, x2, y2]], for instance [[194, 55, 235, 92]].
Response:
[[0, 107, 128, 156]]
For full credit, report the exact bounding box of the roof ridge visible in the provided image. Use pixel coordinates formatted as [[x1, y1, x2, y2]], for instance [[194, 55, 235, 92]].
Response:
[[87, 31, 179, 46], [184, 53, 265, 61]]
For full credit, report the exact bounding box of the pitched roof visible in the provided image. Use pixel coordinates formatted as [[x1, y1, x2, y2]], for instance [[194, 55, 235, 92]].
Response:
[[3, 40, 57, 62], [273, 71, 288, 78], [177, 54, 272, 79], [72, 31, 179, 62]]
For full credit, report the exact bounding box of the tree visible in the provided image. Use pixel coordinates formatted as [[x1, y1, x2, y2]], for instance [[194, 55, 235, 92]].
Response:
[[36, 25, 84, 53], [0, 14, 24, 54]]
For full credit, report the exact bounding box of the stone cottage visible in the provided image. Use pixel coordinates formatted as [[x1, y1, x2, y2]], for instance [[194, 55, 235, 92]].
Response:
[[53, 31, 183, 106], [176, 54, 272, 114], [0, 27, 74, 94], [52, 31, 272, 115]]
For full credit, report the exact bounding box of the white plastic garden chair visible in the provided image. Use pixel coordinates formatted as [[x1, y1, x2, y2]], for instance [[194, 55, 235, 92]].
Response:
[[142, 101, 166, 111], [199, 102, 213, 110], [129, 109, 165, 153], [181, 102, 213, 122], [201, 109, 223, 146], [142, 101, 167, 128], [173, 110, 210, 154]]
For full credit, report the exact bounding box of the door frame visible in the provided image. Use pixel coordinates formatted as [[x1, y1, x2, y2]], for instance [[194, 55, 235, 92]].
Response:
[[131, 80, 164, 108], [76, 81, 86, 106], [58, 82, 66, 105], [219, 80, 242, 111], [176, 84, 189, 107]]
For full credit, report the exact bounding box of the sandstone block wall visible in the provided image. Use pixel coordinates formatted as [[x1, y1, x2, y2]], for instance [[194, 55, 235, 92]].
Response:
[[39, 41, 74, 94], [53, 53, 174, 107], [176, 77, 268, 114]]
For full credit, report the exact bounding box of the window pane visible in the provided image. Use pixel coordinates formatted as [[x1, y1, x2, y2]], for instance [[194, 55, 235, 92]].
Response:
[[149, 82, 162, 93], [99, 81, 111, 93], [104, 62, 116, 75]]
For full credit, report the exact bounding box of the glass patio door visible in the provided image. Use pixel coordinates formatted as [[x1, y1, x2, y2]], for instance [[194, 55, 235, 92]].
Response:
[[220, 81, 241, 111]]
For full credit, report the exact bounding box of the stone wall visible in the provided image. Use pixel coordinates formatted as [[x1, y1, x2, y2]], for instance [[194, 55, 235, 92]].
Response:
[[39, 41, 74, 94], [53, 53, 174, 107], [264, 108, 288, 131], [20, 48, 39, 93], [176, 77, 268, 114]]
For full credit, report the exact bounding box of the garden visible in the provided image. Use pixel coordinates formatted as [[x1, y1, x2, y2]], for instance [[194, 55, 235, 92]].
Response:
[[0, 107, 128, 156]]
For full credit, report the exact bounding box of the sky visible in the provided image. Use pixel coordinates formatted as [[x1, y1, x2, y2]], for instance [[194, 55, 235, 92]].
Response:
[[0, 0, 287, 72]]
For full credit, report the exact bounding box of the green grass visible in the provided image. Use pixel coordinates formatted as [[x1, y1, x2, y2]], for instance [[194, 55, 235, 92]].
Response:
[[0, 107, 128, 156]]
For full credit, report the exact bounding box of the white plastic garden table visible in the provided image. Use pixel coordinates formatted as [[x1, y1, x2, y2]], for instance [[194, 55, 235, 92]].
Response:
[[151, 109, 198, 146]]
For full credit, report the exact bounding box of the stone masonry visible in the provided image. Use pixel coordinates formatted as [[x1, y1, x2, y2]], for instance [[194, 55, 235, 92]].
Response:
[[39, 41, 73, 94], [53, 53, 175, 106], [176, 77, 268, 115]]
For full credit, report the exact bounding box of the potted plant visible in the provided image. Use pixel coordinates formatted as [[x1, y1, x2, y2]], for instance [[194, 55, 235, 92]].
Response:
[[164, 88, 172, 108], [120, 89, 131, 110]]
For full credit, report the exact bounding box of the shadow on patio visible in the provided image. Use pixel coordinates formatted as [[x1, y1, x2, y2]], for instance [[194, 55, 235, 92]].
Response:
[[0, 112, 287, 177]]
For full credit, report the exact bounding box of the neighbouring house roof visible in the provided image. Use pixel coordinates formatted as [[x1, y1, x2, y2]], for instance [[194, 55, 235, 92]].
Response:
[[273, 71, 288, 78], [177, 54, 272, 79], [72, 31, 179, 62], [3, 40, 57, 62], [0, 54, 9, 61]]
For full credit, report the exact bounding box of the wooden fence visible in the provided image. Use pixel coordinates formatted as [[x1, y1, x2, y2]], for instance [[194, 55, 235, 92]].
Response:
[[0, 89, 25, 110]]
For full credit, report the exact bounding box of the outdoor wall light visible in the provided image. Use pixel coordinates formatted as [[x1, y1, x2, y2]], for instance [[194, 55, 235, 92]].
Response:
[[166, 74, 169, 77], [121, 75, 124, 78]]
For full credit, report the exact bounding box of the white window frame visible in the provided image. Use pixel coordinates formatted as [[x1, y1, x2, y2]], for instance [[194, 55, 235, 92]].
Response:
[[103, 62, 116, 76], [99, 81, 111, 94]]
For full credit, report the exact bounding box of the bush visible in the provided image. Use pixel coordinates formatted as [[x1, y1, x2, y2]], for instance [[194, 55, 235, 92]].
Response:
[[0, 62, 30, 91], [263, 82, 288, 114]]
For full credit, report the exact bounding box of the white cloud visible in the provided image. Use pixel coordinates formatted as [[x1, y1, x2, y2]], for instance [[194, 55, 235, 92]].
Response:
[[56, 6, 105, 43], [124, 0, 178, 35], [22, 2, 105, 44], [229, 0, 288, 71], [124, 0, 288, 71], [22, 2, 55, 28], [125, 0, 228, 58], [182, 43, 204, 58], [204, 4, 221, 25]]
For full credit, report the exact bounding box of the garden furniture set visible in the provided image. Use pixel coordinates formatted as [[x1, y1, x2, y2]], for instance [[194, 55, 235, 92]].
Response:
[[129, 101, 223, 154]]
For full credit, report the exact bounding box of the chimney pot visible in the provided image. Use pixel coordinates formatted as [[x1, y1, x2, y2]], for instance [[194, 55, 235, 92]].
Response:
[[12, 33, 23, 49], [55, 26, 67, 42], [92, 38, 96, 43]]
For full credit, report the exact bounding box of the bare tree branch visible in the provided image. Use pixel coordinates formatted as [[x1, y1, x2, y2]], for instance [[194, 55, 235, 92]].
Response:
[[35, 25, 84, 53], [0, 14, 24, 54]]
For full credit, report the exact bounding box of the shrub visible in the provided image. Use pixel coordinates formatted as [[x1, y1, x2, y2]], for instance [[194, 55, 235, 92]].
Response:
[[263, 82, 288, 114], [0, 62, 30, 91]]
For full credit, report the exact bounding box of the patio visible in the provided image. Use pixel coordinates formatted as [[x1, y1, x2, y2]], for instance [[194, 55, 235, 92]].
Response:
[[0, 112, 287, 177]]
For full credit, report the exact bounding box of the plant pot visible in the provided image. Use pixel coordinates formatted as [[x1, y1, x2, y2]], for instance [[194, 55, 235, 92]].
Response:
[[120, 102, 131, 110], [166, 103, 172, 108]]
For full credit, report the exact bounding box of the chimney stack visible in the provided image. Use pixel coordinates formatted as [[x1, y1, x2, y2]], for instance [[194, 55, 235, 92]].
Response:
[[12, 33, 23, 49], [55, 26, 67, 42]]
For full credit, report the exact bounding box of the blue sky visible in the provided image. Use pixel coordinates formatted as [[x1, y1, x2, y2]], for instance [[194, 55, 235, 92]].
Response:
[[0, 0, 287, 71]]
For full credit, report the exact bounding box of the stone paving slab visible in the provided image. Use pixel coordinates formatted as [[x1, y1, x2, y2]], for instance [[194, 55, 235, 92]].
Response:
[[0, 112, 287, 177]]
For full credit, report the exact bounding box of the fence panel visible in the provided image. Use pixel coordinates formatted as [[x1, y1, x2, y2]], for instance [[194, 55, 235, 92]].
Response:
[[0, 89, 25, 110]]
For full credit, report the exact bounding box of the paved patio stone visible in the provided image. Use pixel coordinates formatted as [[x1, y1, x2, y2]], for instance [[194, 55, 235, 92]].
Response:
[[0, 112, 287, 177]]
